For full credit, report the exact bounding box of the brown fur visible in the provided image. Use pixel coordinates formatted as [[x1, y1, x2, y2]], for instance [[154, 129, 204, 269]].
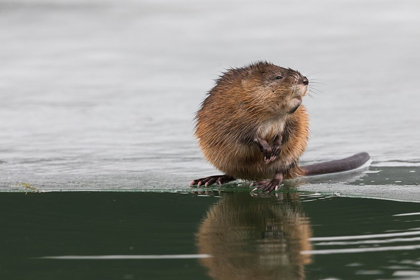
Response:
[[195, 61, 309, 181]]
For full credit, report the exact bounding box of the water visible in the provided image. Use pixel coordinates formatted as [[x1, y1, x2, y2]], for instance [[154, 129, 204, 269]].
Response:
[[1, 0, 420, 279], [3, 192, 420, 280]]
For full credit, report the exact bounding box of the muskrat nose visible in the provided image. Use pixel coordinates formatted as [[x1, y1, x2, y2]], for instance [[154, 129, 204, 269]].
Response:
[[302, 76, 309, 85]]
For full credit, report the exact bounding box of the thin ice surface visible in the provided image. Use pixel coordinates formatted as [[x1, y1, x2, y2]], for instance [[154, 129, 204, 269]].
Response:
[[0, 0, 420, 200]]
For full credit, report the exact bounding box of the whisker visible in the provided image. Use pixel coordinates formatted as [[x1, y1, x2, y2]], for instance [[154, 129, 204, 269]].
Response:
[[309, 85, 323, 91], [309, 81, 329, 86], [306, 72, 323, 77], [307, 92, 315, 99], [307, 77, 327, 81], [309, 88, 325, 95], [309, 87, 325, 94], [309, 84, 326, 93], [308, 78, 330, 86]]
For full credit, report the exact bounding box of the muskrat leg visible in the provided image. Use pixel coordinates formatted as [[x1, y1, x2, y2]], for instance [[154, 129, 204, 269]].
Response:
[[250, 172, 283, 193], [270, 134, 282, 162], [190, 174, 235, 187]]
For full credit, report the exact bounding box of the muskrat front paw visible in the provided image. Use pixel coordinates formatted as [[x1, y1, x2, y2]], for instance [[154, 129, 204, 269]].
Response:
[[254, 137, 274, 164], [190, 175, 235, 187], [263, 147, 274, 164], [269, 144, 281, 162]]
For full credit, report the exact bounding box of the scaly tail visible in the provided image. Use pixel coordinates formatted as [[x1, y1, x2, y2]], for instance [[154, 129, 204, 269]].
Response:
[[301, 152, 371, 176]]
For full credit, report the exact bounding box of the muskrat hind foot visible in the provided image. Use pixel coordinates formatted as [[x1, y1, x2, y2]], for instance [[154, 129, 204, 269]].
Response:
[[250, 180, 280, 193], [250, 172, 283, 193], [190, 175, 235, 187]]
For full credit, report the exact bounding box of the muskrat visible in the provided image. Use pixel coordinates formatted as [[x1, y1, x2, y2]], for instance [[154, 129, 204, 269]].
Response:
[[190, 61, 370, 192]]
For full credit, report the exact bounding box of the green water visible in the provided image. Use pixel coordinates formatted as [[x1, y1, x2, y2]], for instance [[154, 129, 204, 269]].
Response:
[[2, 192, 420, 280]]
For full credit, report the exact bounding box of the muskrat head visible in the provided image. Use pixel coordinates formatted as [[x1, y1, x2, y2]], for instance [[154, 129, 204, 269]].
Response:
[[241, 61, 308, 115]]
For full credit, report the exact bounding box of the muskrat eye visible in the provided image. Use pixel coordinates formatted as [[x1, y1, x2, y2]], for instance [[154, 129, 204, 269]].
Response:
[[275, 75, 282, 80]]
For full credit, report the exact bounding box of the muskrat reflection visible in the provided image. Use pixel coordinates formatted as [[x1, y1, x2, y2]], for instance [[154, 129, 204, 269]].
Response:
[[196, 192, 312, 280]]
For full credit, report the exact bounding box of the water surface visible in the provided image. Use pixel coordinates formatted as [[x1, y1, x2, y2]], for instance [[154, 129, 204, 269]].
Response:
[[3, 192, 420, 280]]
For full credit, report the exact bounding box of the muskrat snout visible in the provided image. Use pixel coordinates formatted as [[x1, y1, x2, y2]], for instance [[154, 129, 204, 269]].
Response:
[[298, 76, 308, 97], [293, 83, 308, 98]]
